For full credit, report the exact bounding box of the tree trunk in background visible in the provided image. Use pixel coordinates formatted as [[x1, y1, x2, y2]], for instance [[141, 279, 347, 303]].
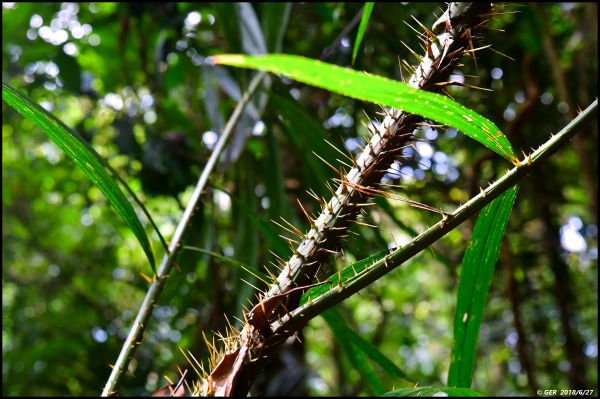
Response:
[[534, 3, 598, 221]]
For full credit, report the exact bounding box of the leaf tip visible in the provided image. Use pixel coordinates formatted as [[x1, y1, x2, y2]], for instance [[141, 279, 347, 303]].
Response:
[[208, 54, 245, 66]]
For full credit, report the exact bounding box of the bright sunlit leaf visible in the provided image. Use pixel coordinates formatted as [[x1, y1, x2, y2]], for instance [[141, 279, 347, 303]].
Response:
[[211, 53, 517, 163]]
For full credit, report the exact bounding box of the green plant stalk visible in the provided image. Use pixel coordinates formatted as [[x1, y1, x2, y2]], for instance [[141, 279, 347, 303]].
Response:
[[101, 71, 266, 396], [270, 98, 597, 340]]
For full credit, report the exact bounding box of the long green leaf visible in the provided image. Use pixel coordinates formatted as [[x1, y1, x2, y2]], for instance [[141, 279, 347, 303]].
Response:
[[352, 3, 374, 65], [232, 156, 261, 311], [211, 54, 517, 163], [269, 92, 337, 198], [2, 81, 155, 271], [448, 185, 519, 387], [240, 204, 291, 259], [323, 308, 384, 395], [264, 126, 294, 222], [182, 246, 270, 283], [383, 387, 485, 397], [300, 249, 390, 305], [261, 2, 291, 53], [323, 308, 408, 380]]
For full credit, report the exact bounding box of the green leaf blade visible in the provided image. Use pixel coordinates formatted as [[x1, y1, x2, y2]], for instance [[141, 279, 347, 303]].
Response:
[[323, 309, 385, 395], [269, 92, 337, 198], [300, 249, 391, 305], [2, 81, 155, 271], [211, 54, 517, 163], [182, 246, 270, 283], [261, 2, 291, 53], [323, 308, 408, 380], [448, 185, 519, 387], [352, 3, 374, 65]]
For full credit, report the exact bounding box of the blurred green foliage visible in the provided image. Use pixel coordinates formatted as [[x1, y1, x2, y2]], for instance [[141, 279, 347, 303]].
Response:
[[2, 2, 597, 396]]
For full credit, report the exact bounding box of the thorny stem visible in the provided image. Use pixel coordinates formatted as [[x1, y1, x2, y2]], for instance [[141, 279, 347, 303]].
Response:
[[267, 1, 492, 299], [101, 71, 266, 396], [201, 3, 496, 396], [270, 99, 598, 340]]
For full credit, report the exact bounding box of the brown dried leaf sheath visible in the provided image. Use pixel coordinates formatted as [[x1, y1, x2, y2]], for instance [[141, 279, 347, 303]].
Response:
[[204, 282, 327, 396], [201, 3, 493, 396]]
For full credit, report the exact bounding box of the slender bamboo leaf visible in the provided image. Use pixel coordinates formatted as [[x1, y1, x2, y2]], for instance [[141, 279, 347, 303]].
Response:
[[343, 340, 383, 396], [264, 127, 294, 222], [213, 3, 242, 52], [300, 249, 390, 305], [236, 3, 267, 55], [323, 308, 408, 380], [182, 246, 270, 283], [210, 54, 517, 163], [208, 65, 260, 119], [2, 81, 155, 271], [261, 2, 291, 52], [448, 185, 519, 387], [232, 155, 261, 310], [269, 92, 337, 198], [383, 387, 485, 397], [178, 205, 208, 273], [323, 309, 384, 395], [352, 3, 374, 65], [202, 66, 225, 133], [241, 205, 291, 260]]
